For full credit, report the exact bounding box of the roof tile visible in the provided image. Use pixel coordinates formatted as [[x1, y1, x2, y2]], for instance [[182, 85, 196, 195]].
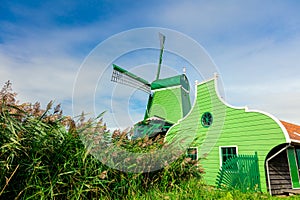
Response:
[[280, 120, 300, 142]]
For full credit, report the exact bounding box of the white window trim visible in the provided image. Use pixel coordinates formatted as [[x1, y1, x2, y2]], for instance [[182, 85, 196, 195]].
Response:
[[219, 145, 238, 168]]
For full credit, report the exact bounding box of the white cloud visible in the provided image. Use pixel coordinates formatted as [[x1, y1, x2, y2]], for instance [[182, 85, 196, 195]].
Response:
[[1, 0, 300, 127], [212, 35, 300, 124], [151, 1, 300, 124], [0, 51, 77, 107]]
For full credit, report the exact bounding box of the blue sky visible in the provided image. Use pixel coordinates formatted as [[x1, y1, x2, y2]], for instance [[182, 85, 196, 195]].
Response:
[[1, 0, 300, 127]]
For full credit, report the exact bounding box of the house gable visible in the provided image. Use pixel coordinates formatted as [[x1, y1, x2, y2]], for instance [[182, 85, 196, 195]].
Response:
[[165, 75, 289, 192]]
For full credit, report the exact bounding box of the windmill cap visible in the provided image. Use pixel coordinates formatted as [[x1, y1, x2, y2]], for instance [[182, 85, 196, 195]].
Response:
[[151, 74, 190, 91]]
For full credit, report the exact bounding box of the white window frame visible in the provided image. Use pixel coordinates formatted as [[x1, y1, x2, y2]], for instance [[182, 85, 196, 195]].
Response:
[[219, 145, 238, 168]]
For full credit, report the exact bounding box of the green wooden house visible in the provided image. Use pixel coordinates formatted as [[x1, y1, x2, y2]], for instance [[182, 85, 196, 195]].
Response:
[[110, 34, 300, 195], [165, 74, 300, 195]]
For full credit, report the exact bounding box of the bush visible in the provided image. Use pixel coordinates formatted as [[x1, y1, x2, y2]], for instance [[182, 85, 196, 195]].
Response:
[[0, 81, 204, 199]]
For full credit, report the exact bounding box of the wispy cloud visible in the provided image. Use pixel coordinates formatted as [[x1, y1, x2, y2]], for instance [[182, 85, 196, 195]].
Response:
[[212, 33, 300, 124], [0, 0, 300, 127], [152, 1, 300, 124]]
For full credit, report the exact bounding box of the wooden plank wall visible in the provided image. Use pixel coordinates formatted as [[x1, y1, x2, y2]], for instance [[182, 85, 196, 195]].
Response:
[[267, 150, 292, 195]]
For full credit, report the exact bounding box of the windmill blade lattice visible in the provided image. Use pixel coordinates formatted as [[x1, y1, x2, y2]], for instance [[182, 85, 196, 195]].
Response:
[[111, 64, 151, 94]]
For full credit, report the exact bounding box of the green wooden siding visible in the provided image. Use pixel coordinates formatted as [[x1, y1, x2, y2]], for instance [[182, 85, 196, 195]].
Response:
[[165, 78, 287, 193], [296, 148, 300, 167], [151, 74, 190, 91], [148, 87, 190, 124]]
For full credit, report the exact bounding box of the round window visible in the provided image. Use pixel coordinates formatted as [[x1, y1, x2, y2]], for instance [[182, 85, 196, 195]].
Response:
[[201, 112, 213, 127]]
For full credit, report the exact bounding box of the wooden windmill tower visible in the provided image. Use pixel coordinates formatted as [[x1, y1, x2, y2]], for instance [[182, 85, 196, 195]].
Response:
[[111, 33, 191, 138]]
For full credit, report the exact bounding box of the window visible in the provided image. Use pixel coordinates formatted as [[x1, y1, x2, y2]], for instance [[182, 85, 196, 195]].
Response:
[[187, 147, 198, 160], [220, 146, 237, 166], [201, 112, 213, 127]]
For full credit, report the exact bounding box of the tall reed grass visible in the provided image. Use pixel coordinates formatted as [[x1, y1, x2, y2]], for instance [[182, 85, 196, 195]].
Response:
[[0, 81, 203, 199], [0, 81, 294, 199]]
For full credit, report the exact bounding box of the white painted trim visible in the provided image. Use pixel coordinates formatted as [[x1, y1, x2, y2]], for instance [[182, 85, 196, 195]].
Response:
[[212, 76, 252, 110], [165, 74, 292, 160], [286, 147, 292, 189], [196, 77, 216, 86], [152, 85, 190, 94], [245, 108, 291, 144], [152, 85, 181, 92], [210, 75, 291, 144], [294, 132, 300, 137], [164, 81, 199, 142], [265, 144, 290, 195], [180, 85, 190, 94], [148, 84, 190, 124], [219, 145, 238, 168], [291, 139, 300, 144]]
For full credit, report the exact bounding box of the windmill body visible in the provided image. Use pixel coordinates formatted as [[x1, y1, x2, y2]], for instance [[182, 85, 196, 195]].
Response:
[[111, 64, 191, 139], [145, 74, 191, 123], [111, 34, 191, 139]]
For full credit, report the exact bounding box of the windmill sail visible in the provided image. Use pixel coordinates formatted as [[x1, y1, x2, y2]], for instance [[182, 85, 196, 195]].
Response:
[[111, 64, 151, 94], [155, 33, 166, 80]]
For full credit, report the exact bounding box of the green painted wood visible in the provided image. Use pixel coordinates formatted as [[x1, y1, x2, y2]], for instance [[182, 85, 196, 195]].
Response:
[[287, 147, 300, 188], [296, 148, 300, 167], [216, 152, 261, 192], [151, 74, 190, 91], [148, 87, 190, 124], [165, 78, 287, 193], [181, 88, 191, 117]]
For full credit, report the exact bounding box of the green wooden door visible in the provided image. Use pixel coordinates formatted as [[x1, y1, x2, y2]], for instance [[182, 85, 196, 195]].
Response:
[[287, 147, 300, 188]]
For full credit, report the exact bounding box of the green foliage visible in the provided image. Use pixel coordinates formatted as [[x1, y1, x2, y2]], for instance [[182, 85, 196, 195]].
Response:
[[0, 81, 204, 199], [0, 81, 298, 199]]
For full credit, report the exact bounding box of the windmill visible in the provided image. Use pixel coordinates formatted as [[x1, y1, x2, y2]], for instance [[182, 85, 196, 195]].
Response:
[[111, 33, 191, 139]]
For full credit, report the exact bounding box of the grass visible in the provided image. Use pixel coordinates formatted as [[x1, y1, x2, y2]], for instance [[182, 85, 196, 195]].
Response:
[[0, 81, 299, 199]]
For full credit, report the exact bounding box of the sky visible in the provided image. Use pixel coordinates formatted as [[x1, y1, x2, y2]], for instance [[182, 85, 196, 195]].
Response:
[[1, 0, 300, 128]]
